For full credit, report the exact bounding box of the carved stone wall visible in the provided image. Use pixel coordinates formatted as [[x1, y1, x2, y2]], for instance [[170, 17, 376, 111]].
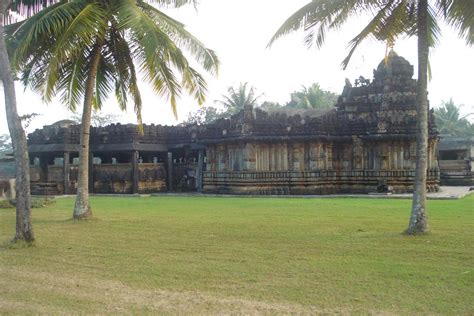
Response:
[[28, 53, 440, 195]]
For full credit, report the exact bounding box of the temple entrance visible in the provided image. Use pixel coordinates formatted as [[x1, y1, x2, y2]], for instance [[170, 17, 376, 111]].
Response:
[[166, 147, 205, 192]]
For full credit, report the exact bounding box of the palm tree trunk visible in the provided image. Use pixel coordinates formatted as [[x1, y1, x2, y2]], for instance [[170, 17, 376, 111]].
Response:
[[73, 42, 102, 219], [408, 0, 429, 234], [0, 12, 34, 242]]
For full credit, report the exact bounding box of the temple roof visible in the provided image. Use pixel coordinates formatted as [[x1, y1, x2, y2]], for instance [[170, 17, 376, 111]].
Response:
[[374, 50, 414, 85]]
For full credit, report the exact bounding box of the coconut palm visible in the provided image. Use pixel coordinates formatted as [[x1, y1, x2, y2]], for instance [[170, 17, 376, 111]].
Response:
[[269, 0, 473, 234], [216, 82, 261, 115], [286, 83, 338, 110], [434, 99, 473, 136], [0, 0, 36, 243], [7, 0, 219, 219]]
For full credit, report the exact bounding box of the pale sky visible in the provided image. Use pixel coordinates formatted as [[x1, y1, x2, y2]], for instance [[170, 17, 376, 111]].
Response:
[[1, 0, 473, 135]]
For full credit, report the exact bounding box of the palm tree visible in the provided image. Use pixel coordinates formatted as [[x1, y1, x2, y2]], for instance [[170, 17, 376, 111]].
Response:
[[216, 82, 261, 115], [434, 99, 473, 136], [7, 0, 219, 219], [0, 0, 35, 243], [269, 0, 473, 234], [287, 83, 338, 110]]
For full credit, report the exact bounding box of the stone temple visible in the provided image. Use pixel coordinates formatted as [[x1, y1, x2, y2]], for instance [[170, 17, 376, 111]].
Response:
[[27, 53, 441, 195]]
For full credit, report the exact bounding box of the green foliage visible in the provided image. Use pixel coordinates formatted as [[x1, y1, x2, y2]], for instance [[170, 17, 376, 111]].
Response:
[[6, 0, 219, 125], [185, 106, 223, 125], [10, 197, 56, 209], [286, 83, 338, 110], [0, 135, 12, 157], [434, 99, 473, 136], [269, 0, 473, 69], [186, 82, 338, 124], [0, 135, 14, 177], [31, 197, 56, 208], [0, 196, 473, 313], [259, 101, 284, 112], [216, 82, 261, 114], [69, 111, 121, 127], [0, 200, 14, 209], [186, 82, 260, 124]]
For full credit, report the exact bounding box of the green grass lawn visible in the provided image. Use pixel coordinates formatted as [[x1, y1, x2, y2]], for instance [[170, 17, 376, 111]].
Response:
[[1, 195, 473, 314]]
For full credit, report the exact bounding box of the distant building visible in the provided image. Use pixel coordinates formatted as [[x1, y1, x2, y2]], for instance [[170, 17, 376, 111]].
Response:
[[27, 53, 440, 195], [438, 136, 473, 186]]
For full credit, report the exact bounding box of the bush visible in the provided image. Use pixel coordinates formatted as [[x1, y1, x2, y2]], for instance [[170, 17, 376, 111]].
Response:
[[0, 199, 14, 209], [10, 197, 56, 208]]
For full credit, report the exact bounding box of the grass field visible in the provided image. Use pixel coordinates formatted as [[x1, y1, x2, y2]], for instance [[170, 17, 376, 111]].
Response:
[[1, 195, 473, 314]]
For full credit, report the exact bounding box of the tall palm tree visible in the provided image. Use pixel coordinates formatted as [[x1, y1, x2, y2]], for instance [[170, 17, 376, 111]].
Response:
[[0, 0, 36, 243], [7, 0, 219, 219], [269, 0, 473, 234], [216, 82, 261, 115]]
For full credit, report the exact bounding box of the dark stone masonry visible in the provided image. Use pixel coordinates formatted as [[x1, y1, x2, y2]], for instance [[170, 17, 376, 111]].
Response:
[[27, 53, 441, 195]]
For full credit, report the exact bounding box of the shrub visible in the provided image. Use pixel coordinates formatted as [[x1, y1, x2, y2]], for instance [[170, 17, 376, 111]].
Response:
[[0, 199, 14, 209], [9, 197, 56, 208]]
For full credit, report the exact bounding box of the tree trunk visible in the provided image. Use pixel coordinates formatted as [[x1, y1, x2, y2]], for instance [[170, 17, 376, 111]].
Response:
[[73, 42, 102, 219], [408, 0, 430, 234], [0, 10, 34, 242]]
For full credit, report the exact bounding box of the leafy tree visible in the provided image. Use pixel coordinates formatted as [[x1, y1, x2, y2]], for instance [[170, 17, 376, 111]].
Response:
[[434, 99, 473, 137], [8, 0, 219, 219], [0, 134, 12, 157], [260, 101, 284, 112], [185, 106, 223, 125], [0, 134, 15, 178], [70, 111, 121, 128], [286, 83, 338, 109], [269, 0, 473, 235]]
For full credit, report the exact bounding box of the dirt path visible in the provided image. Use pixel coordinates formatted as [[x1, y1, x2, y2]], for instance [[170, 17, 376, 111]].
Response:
[[0, 267, 393, 315]]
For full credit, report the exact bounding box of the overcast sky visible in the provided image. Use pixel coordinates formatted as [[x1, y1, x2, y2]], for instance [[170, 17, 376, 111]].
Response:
[[1, 0, 473, 135]]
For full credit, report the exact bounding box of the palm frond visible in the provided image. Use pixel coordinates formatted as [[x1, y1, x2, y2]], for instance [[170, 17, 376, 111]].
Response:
[[439, 0, 474, 45], [137, 0, 219, 75]]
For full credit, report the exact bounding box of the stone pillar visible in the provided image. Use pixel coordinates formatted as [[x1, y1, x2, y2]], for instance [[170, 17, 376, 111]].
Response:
[[167, 152, 173, 191], [196, 149, 204, 192], [292, 143, 304, 171], [132, 151, 139, 194], [287, 142, 293, 171], [326, 143, 333, 170], [88, 153, 94, 193], [63, 152, 70, 194], [304, 143, 310, 171], [8, 179, 15, 200], [399, 145, 404, 170], [39, 155, 48, 182]]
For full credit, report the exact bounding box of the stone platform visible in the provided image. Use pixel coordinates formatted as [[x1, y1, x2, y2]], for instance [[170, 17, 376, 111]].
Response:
[[148, 186, 473, 200]]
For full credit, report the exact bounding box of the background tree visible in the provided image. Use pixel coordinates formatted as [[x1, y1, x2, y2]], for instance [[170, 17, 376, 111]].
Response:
[[269, 0, 473, 234], [434, 99, 473, 136], [186, 82, 260, 124], [216, 82, 261, 115], [0, 134, 15, 177], [260, 101, 284, 112], [70, 111, 122, 128], [0, 134, 12, 157], [185, 106, 223, 125], [286, 83, 338, 110], [8, 0, 219, 219]]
